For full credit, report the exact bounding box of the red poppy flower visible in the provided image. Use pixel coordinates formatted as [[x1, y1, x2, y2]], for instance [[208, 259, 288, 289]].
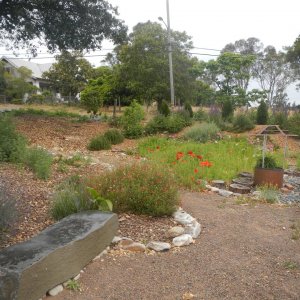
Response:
[[200, 160, 213, 167], [196, 155, 203, 160], [176, 152, 184, 160], [194, 168, 199, 173]]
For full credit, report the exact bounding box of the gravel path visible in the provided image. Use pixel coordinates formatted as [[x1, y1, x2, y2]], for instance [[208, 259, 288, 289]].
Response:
[[51, 192, 300, 300]]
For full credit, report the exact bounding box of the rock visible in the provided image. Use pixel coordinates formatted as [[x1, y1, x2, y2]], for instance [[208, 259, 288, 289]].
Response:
[[73, 273, 81, 281], [184, 220, 201, 239], [48, 284, 64, 296], [205, 184, 212, 190], [167, 226, 185, 238], [172, 234, 194, 247], [211, 187, 220, 193], [252, 191, 261, 197], [211, 180, 226, 189], [280, 187, 290, 193], [284, 183, 294, 190], [0, 212, 118, 300], [229, 184, 251, 194], [182, 292, 195, 300], [118, 239, 134, 248], [146, 241, 171, 252], [112, 236, 123, 244], [232, 178, 254, 187], [239, 172, 253, 178], [122, 242, 146, 252], [218, 189, 233, 197], [173, 210, 195, 225]]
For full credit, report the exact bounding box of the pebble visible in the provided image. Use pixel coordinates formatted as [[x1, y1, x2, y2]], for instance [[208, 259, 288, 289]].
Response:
[[184, 220, 201, 239], [121, 242, 146, 252], [146, 241, 171, 252], [218, 189, 233, 197], [279, 174, 300, 204], [172, 234, 194, 247], [173, 209, 195, 225]]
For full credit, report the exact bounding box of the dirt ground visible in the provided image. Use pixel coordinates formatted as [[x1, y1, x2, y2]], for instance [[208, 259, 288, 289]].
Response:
[[0, 112, 299, 299], [52, 192, 300, 300]]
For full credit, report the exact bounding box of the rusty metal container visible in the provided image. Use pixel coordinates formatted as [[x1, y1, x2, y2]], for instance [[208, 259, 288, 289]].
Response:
[[254, 167, 284, 188]]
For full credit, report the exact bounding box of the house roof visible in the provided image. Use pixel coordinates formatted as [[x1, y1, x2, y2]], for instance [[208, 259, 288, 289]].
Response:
[[1, 56, 52, 79]]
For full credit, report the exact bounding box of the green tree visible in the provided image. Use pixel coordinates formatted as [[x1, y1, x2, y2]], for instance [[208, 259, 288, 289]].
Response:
[[0, 0, 127, 54], [0, 61, 6, 94], [256, 100, 268, 125], [115, 21, 197, 106], [4, 66, 37, 100], [43, 51, 93, 97], [286, 35, 300, 88], [253, 46, 295, 108]]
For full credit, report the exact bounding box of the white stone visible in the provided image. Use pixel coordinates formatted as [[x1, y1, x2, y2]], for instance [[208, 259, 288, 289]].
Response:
[[112, 236, 123, 244], [122, 242, 146, 252], [218, 189, 233, 197], [146, 241, 171, 252], [48, 284, 64, 296], [211, 187, 220, 192], [167, 226, 185, 238], [184, 220, 201, 238], [173, 210, 195, 225], [172, 234, 194, 247], [73, 273, 81, 281], [205, 184, 212, 190]]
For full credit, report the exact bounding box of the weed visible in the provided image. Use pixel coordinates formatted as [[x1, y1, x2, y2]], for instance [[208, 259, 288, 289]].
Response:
[[283, 261, 298, 270], [104, 129, 124, 145], [232, 114, 254, 133], [88, 135, 111, 151], [66, 279, 81, 291], [290, 220, 300, 240], [257, 185, 279, 203]]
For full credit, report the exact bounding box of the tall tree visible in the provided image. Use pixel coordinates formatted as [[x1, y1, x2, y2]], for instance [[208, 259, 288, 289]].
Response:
[[286, 35, 300, 88], [114, 21, 196, 106], [0, 0, 127, 54], [43, 51, 93, 97], [253, 46, 295, 108]]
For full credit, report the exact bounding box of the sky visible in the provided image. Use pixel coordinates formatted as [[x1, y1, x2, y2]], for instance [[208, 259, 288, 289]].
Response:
[[1, 0, 300, 102]]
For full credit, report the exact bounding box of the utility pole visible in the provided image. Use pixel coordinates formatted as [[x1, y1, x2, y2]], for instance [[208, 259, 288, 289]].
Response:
[[166, 0, 175, 107]]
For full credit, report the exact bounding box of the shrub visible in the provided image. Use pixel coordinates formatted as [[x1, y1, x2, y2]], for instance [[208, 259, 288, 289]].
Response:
[[287, 112, 300, 136], [268, 112, 288, 128], [104, 129, 124, 145], [221, 99, 233, 121], [193, 109, 209, 122], [88, 135, 111, 151], [80, 85, 103, 115], [121, 100, 145, 139], [256, 155, 280, 169], [88, 162, 179, 216], [145, 115, 168, 135], [24, 147, 53, 179], [50, 176, 91, 220], [256, 101, 268, 124], [158, 100, 170, 117], [0, 115, 27, 162], [166, 113, 187, 133], [257, 185, 279, 203], [184, 122, 220, 143], [184, 101, 193, 118], [232, 114, 254, 132]]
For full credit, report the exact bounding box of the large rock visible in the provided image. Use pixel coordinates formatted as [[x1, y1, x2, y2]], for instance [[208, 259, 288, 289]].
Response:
[[167, 226, 185, 238], [172, 234, 194, 247], [146, 241, 171, 252], [0, 211, 118, 300], [184, 220, 201, 239], [173, 210, 195, 225]]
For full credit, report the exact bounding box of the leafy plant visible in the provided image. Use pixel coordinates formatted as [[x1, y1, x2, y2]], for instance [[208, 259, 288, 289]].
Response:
[[255, 155, 280, 169], [184, 101, 193, 118], [0, 115, 26, 162], [87, 187, 113, 212], [158, 100, 170, 117], [287, 112, 300, 136], [193, 109, 209, 122], [283, 261, 298, 270], [145, 115, 168, 135], [104, 129, 124, 145], [232, 114, 254, 132], [88, 162, 179, 216], [88, 135, 111, 151], [256, 100, 268, 124], [221, 99, 233, 121], [184, 122, 220, 143], [257, 185, 279, 203], [66, 279, 81, 291]]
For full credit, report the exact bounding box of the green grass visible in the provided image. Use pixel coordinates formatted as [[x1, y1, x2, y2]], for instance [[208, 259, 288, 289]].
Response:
[[283, 260, 299, 270], [138, 136, 258, 189]]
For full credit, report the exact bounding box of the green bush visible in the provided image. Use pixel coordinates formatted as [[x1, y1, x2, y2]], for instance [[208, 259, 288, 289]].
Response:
[[268, 112, 288, 129], [88, 135, 111, 151], [0, 115, 26, 162], [24, 147, 53, 179], [158, 100, 170, 117], [287, 112, 300, 136], [145, 115, 168, 135], [88, 162, 179, 216], [222, 99, 233, 121], [165, 113, 187, 133], [184, 101, 193, 118], [184, 122, 220, 143], [121, 101, 145, 139], [104, 129, 124, 145], [232, 114, 254, 132], [50, 176, 91, 220], [193, 109, 209, 122], [256, 101, 268, 124], [256, 155, 280, 169], [257, 185, 279, 203]]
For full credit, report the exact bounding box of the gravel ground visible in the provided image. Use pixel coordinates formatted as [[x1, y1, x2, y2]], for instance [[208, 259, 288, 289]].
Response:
[[52, 192, 300, 300], [280, 174, 300, 204]]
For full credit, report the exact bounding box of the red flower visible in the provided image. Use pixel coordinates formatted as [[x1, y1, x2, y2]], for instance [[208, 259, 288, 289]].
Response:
[[187, 150, 196, 158], [196, 155, 203, 160], [176, 152, 184, 160], [194, 168, 199, 173], [200, 160, 213, 167]]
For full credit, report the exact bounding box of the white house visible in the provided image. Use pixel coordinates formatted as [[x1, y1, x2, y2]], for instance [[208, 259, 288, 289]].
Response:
[[1, 56, 53, 93]]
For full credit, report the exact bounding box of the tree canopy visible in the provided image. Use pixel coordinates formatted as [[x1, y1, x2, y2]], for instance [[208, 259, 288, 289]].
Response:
[[0, 0, 127, 53]]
